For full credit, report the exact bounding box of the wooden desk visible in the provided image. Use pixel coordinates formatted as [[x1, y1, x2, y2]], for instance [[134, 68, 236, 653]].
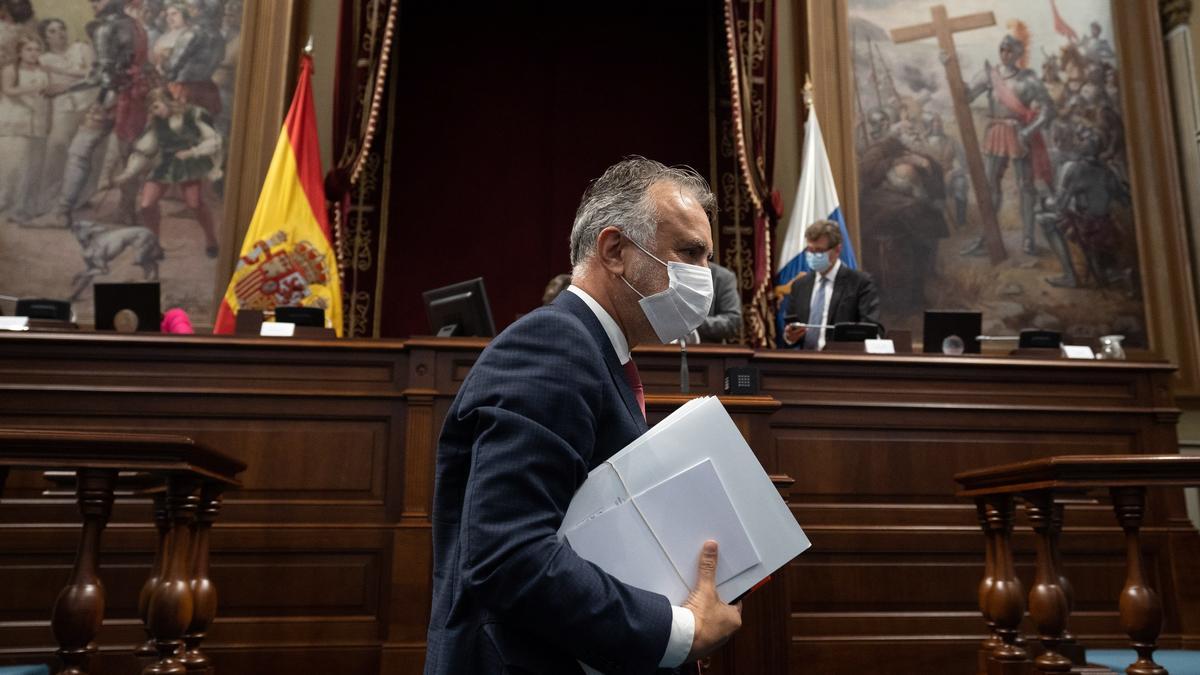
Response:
[[0, 333, 1194, 675]]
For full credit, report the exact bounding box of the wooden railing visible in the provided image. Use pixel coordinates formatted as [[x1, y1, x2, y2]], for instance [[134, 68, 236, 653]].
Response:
[[0, 429, 245, 675], [955, 455, 1200, 675]]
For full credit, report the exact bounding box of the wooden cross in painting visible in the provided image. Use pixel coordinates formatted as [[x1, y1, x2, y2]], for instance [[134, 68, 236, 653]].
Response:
[[891, 6, 1007, 263]]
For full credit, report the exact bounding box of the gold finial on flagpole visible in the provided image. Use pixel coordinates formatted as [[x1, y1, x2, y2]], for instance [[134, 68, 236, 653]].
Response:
[[803, 74, 814, 110], [304, 36, 314, 56]]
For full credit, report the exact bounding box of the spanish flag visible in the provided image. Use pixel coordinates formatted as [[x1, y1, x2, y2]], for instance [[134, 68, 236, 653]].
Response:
[[213, 55, 342, 336]]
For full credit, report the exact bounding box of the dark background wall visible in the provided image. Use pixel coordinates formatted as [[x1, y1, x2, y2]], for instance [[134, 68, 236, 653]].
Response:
[[381, 1, 712, 338]]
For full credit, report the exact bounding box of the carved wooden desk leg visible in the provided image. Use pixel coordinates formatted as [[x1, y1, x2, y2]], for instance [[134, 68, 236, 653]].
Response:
[[51, 468, 117, 675], [1111, 487, 1165, 675], [1024, 492, 1071, 673], [975, 499, 1001, 675], [137, 493, 170, 659], [144, 477, 199, 675], [985, 494, 1030, 675], [182, 485, 223, 674]]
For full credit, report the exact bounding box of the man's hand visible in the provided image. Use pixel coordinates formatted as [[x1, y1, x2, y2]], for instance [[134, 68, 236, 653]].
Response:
[[683, 541, 743, 660], [783, 322, 806, 345]]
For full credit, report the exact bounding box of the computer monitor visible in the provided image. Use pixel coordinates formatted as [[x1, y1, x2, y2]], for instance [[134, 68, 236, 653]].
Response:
[[831, 322, 881, 343], [274, 306, 325, 327], [94, 282, 160, 332], [923, 310, 982, 354], [423, 277, 496, 337]]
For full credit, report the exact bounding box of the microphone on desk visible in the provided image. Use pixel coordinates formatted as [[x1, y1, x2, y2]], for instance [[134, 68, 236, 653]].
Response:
[[678, 338, 689, 394]]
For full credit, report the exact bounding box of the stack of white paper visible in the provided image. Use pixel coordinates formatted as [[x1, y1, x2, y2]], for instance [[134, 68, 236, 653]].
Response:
[[558, 396, 810, 605]]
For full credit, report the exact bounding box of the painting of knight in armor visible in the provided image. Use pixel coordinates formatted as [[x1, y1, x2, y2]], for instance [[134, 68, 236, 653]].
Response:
[[848, 0, 1143, 347], [0, 0, 241, 325]]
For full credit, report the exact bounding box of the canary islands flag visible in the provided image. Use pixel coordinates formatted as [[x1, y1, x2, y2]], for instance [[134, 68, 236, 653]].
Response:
[[775, 106, 856, 343], [213, 55, 342, 336]]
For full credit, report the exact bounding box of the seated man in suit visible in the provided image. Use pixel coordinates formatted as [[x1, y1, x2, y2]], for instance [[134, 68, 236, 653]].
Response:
[[693, 262, 742, 343], [425, 157, 742, 675], [782, 220, 882, 350]]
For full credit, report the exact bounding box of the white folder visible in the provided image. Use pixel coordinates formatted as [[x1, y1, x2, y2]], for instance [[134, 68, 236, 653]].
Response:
[[558, 396, 810, 605]]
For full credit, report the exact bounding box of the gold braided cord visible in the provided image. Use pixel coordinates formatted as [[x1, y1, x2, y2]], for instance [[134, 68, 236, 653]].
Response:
[[722, 0, 764, 213], [349, 0, 399, 185]]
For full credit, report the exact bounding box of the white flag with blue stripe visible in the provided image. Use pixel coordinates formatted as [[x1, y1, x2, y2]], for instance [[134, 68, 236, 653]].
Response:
[[775, 107, 856, 342]]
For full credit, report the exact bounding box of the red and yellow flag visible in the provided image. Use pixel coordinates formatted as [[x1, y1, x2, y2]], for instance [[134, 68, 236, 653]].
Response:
[[214, 55, 342, 336]]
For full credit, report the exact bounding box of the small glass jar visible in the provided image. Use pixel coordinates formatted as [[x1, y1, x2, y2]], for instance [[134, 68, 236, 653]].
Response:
[[1097, 334, 1126, 360]]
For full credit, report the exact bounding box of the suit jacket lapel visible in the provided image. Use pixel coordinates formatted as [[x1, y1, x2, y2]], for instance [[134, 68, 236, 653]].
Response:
[[828, 271, 851, 321], [553, 292, 649, 433]]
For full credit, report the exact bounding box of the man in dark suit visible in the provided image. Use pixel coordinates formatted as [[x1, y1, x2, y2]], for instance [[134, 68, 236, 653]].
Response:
[[783, 220, 882, 350], [694, 262, 742, 343], [425, 157, 743, 675]]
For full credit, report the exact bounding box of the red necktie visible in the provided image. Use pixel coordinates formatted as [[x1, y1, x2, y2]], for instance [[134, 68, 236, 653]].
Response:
[[622, 359, 646, 421]]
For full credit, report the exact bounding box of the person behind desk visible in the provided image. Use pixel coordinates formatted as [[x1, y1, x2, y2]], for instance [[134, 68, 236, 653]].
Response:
[[783, 220, 881, 350], [692, 262, 741, 343], [424, 157, 742, 675]]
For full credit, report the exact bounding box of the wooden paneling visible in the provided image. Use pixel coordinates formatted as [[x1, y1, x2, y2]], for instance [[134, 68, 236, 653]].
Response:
[[0, 334, 1196, 675]]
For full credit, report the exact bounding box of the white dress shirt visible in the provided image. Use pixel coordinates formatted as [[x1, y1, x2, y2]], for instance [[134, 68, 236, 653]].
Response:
[[809, 258, 842, 350], [564, 285, 695, 671]]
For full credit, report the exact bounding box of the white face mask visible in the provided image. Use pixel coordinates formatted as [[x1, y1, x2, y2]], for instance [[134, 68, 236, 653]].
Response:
[[620, 236, 714, 344]]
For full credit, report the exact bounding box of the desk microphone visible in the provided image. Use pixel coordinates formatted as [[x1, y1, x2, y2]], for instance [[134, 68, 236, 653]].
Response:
[[679, 339, 689, 394]]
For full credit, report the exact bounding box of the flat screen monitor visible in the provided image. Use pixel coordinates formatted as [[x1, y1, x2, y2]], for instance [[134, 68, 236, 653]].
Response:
[[831, 322, 881, 342], [923, 310, 982, 355], [94, 282, 160, 332], [423, 277, 496, 337], [274, 306, 325, 327]]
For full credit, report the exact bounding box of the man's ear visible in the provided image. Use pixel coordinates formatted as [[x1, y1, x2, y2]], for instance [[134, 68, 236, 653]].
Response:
[[594, 226, 626, 277]]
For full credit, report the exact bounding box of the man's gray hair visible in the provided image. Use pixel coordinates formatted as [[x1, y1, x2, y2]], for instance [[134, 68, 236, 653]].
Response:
[[804, 220, 842, 248], [569, 156, 715, 270]]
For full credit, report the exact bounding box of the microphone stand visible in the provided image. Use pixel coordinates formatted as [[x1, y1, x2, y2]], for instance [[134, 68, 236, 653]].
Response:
[[679, 339, 689, 394]]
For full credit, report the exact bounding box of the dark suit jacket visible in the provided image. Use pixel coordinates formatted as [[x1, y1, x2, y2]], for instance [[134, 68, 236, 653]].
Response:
[[697, 262, 742, 343], [785, 265, 882, 350], [424, 291, 678, 675]]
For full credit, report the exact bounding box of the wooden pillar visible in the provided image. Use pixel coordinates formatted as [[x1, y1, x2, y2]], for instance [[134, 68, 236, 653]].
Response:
[[144, 476, 199, 675], [1024, 492, 1071, 673], [182, 485, 223, 673], [51, 468, 117, 675], [974, 499, 1001, 675], [137, 492, 170, 659], [984, 494, 1030, 675], [1111, 486, 1166, 675]]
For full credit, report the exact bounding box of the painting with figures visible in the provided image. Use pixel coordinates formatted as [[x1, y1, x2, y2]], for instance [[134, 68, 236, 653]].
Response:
[[0, 0, 240, 325], [848, 0, 1143, 347]]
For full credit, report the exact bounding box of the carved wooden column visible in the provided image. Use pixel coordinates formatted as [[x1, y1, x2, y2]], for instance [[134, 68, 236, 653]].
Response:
[[974, 499, 1001, 675], [1023, 492, 1071, 673], [51, 468, 117, 675], [983, 494, 1030, 675], [144, 476, 200, 675], [182, 485, 223, 674], [1111, 486, 1165, 675], [137, 492, 170, 659]]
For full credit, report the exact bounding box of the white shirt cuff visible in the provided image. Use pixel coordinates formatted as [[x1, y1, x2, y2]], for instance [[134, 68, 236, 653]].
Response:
[[659, 605, 695, 668]]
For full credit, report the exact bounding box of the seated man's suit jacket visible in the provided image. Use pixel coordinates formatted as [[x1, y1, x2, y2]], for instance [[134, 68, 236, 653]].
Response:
[[786, 266, 882, 349], [425, 290, 686, 675]]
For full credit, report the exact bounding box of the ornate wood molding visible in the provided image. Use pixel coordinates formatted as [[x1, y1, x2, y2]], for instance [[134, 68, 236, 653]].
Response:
[[1161, 0, 1192, 33]]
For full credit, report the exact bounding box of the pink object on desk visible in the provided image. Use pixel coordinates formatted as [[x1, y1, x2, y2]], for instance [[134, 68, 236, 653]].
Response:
[[160, 308, 194, 334]]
